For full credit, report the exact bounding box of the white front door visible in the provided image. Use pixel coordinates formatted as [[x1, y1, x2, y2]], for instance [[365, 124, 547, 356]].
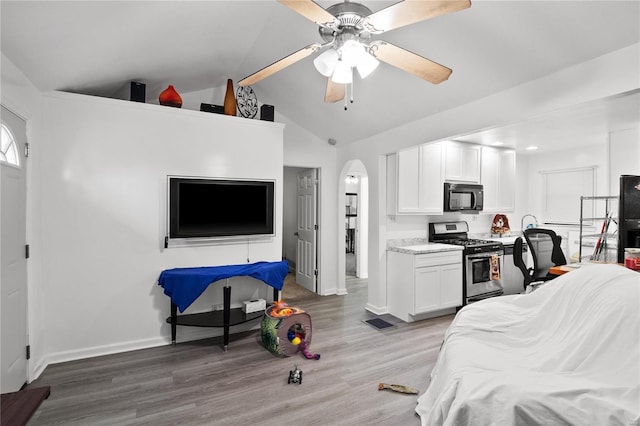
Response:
[[296, 169, 317, 292], [1, 105, 28, 392]]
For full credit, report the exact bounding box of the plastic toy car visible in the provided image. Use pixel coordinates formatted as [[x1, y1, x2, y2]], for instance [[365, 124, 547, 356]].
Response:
[[288, 365, 302, 384]]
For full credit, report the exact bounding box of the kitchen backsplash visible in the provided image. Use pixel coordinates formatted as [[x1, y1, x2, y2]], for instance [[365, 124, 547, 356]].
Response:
[[386, 212, 508, 241]]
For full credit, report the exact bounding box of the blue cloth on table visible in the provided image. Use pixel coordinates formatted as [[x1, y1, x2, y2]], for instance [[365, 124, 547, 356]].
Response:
[[158, 260, 289, 313]]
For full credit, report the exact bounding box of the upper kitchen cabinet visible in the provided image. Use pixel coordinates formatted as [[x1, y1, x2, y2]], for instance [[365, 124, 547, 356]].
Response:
[[387, 142, 444, 215], [444, 141, 481, 183], [481, 147, 516, 212]]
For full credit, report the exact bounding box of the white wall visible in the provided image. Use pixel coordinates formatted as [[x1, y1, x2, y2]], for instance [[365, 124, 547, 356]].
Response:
[[181, 86, 340, 295], [154, 82, 341, 296], [30, 91, 284, 373], [337, 43, 640, 315], [527, 144, 608, 222], [609, 126, 640, 195], [2, 54, 339, 382]]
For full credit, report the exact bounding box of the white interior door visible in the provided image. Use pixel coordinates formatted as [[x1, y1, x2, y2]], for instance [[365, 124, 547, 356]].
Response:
[[295, 169, 317, 292], [1, 105, 28, 392]]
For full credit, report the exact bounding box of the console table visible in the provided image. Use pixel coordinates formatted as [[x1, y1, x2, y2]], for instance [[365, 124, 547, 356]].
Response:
[[158, 260, 288, 350]]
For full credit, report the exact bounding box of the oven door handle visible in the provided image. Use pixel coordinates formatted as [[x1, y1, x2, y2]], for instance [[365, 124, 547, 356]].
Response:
[[466, 252, 503, 259]]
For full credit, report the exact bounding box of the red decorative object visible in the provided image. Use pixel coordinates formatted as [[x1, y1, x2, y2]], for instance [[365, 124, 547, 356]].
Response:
[[159, 85, 182, 108], [224, 79, 237, 116]]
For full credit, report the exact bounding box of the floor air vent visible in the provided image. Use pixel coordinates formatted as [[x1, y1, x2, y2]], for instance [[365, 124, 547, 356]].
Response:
[[363, 318, 395, 330]]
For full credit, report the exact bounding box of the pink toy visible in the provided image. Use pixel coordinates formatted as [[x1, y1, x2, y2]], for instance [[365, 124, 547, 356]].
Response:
[[299, 337, 320, 360]]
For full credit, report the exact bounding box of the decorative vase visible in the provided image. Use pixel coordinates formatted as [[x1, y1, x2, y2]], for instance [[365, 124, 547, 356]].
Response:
[[159, 85, 182, 108], [224, 79, 237, 116]]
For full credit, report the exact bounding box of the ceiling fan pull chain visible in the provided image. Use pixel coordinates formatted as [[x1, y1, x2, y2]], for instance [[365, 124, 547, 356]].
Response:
[[350, 79, 354, 104], [344, 69, 354, 111]]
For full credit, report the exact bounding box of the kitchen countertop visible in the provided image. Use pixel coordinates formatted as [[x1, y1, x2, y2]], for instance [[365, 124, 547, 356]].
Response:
[[388, 243, 464, 255]]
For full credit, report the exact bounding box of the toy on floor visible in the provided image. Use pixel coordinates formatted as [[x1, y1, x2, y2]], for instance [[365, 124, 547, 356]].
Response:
[[262, 302, 320, 359], [271, 299, 304, 317], [378, 383, 419, 394], [299, 337, 320, 360], [288, 365, 303, 384], [287, 327, 320, 360]]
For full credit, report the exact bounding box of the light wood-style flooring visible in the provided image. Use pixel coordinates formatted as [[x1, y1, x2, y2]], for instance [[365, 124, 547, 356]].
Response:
[[28, 277, 454, 425]]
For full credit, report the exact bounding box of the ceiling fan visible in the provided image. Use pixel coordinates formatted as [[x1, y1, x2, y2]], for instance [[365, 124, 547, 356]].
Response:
[[238, 0, 471, 108]]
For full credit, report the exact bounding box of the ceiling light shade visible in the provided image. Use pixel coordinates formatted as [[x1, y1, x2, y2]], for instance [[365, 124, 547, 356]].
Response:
[[331, 59, 352, 84], [313, 48, 339, 77], [340, 39, 363, 67], [356, 50, 379, 79]]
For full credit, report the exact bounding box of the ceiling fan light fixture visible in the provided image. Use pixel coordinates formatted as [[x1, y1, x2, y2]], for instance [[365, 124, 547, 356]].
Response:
[[340, 39, 364, 67], [242, 0, 471, 105], [313, 48, 339, 77], [356, 50, 379, 79], [332, 59, 352, 84]]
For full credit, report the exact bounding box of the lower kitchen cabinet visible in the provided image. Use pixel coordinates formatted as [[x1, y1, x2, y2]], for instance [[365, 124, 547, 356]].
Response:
[[387, 250, 463, 322]]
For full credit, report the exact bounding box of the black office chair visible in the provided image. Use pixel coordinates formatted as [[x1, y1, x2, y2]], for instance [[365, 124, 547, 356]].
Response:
[[513, 228, 567, 292], [513, 237, 534, 291]]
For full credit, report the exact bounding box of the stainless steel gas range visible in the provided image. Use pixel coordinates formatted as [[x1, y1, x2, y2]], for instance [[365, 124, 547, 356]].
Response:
[[429, 221, 504, 304]]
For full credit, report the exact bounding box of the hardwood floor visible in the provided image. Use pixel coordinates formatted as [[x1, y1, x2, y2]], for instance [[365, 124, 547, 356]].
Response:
[[28, 278, 454, 425]]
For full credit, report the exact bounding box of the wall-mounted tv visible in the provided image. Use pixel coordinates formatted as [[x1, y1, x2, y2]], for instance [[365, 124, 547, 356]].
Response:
[[167, 176, 275, 240]]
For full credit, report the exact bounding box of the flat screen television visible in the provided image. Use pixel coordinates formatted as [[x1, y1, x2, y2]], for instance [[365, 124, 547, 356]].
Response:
[[168, 176, 275, 240]]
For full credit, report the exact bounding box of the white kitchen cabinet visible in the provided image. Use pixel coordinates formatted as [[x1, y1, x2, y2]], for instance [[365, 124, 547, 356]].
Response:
[[444, 141, 481, 183], [480, 147, 516, 212], [387, 142, 444, 215], [387, 249, 463, 322]]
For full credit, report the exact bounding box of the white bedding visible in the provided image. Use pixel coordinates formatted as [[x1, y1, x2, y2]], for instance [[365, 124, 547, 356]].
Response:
[[416, 264, 640, 426]]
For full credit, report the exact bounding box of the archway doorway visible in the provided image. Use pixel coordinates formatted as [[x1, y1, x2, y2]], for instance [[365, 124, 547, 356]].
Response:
[[340, 160, 368, 283]]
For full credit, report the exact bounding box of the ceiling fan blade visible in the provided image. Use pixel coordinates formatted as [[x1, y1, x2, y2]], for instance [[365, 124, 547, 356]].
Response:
[[239, 43, 321, 87], [370, 40, 452, 84], [277, 0, 339, 27], [325, 77, 345, 103], [364, 0, 471, 33]]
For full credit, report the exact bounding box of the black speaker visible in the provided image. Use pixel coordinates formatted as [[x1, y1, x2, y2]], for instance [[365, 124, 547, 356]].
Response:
[[130, 81, 146, 103], [260, 104, 275, 122], [200, 103, 225, 114]]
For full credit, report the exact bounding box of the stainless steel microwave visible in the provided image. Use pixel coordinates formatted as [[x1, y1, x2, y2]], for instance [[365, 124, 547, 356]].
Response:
[[444, 182, 484, 213]]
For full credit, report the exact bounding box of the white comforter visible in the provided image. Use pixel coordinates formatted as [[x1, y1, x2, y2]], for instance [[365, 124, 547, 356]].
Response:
[[416, 264, 640, 426]]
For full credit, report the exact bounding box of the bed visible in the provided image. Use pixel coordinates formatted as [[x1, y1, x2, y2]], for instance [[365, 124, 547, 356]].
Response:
[[416, 263, 640, 426]]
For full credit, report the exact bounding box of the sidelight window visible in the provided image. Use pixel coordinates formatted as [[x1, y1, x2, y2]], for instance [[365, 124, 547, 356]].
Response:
[[0, 123, 20, 166]]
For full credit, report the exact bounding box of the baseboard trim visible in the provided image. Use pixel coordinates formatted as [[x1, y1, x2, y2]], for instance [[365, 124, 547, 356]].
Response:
[[36, 322, 263, 377], [29, 359, 48, 384], [320, 287, 337, 296], [365, 303, 388, 316], [44, 336, 169, 367]]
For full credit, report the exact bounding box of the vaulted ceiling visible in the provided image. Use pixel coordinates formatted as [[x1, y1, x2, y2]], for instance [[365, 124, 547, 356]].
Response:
[[2, 1, 639, 148]]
